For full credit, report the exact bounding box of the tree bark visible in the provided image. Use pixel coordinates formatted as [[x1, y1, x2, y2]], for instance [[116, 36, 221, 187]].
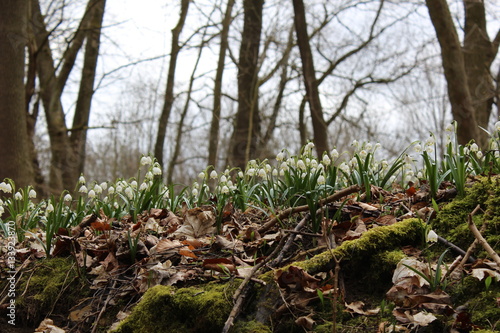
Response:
[[228, 0, 264, 170], [70, 0, 106, 185], [462, 0, 498, 147], [30, 0, 97, 193], [292, 0, 329, 156], [425, 0, 480, 146], [208, 0, 235, 170], [154, 0, 190, 171], [0, 0, 35, 188]]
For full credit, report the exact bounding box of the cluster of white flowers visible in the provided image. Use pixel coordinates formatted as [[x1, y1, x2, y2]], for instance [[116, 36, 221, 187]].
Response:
[[0, 182, 13, 193]]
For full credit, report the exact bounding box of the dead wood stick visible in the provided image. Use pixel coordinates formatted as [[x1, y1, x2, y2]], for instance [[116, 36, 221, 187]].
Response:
[[257, 185, 361, 234], [270, 214, 309, 267], [468, 204, 500, 267], [222, 233, 289, 333]]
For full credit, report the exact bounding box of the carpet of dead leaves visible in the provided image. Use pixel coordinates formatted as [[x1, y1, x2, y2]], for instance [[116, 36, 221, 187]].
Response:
[[1, 181, 499, 333]]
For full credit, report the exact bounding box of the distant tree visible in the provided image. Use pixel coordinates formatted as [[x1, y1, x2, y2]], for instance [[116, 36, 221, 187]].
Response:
[[292, 0, 329, 156], [227, 0, 264, 169], [29, 0, 106, 193], [154, 0, 190, 171], [0, 0, 35, 188], [208, 0, 235, 170], [425, 0, 499, 147]]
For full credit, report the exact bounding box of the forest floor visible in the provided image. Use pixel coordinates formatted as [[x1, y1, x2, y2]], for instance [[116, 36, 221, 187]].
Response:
[[1, 176, 500, 333]]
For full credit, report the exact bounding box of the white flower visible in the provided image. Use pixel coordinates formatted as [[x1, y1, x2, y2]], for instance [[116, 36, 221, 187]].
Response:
[[125, 187, 134, 199], [210, 170, 218, 179], [381, 160, 389, 169], [28, 189, 36, 199], [476, 151, 483, 159], [265, 164, 272, 173], [495, 121, 500, 131], [78, 175, 86, 184], [192, 188, 198, 197], [389, 175, 396, 183], [427, 230, 438, 243], [248, 159, 257, 167], [463, 147, 470, 155], [310, 159, 318, 169], [425, 145, 434, 154], [238, 171, 244, 178], [227, 180, 233, 187], [425, 136, 435, 146], [108, 186, 115, 195], [330, 149, 339, 159], [79, 185, 88, 194], [0, 206, 3, 215], [491, 141, 498, 150], [470, 143, 479, 152], [152, 166, 162, 176], [445, 123, 455, 132], [352, 140, 359, 148], [339, 162, 349, 173], [221, 185, 230, 194], [94, 184, 103, 194], [14, 192, 22, 200], [64, 194, 72, 202], [88, 190, 96, 198], [139, 182, 148, 191], [374, 143, 381, 150], [145, 171, 154, 180], [220, 175, 227, 183], [272, 169, 278, 177], [280, 162, 289, 171], [140, 156, 153, 166], [114, 202, 119, 209], [192, 182, 199, 189], [317, 175, 326, 185], [198, 172, 206, 180], [163, 189, 170, 199], [305, 142, 315, 151], [246, 168, 256, 177], [365, 143, 373, 151], [46, 203, 54, 214], [279, 169, 285, 176], [130, 180, 138, 189], [276, 152, 285, 162], [414, 144, 422, 153], [359, 150, 368, 159], [0, 182, 12, 193], [417, 171, 423, 179], [100, 182, 107, 191], [258, 169, 267, 178], [404, 154, 413, 165], [297, 160, 306, 170]]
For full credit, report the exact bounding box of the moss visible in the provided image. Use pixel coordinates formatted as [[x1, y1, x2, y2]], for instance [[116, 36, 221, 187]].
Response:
[[230, 320, 272, 333], [15, 257, 87, 326], [113, 282, 235, 333], [436, 176, 500, 252]]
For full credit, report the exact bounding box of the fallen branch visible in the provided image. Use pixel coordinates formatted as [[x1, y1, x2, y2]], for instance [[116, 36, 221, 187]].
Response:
[[222, 233, 289, 333], [468, 204, 500, 267], [257, 185, 361, 234]]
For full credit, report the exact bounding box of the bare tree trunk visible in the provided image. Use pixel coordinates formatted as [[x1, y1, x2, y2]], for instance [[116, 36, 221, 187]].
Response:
[[0, 0, 35, 188], [292, 0, 329, 156], [462, 0, 499, 147], [208, 0, 235, 170], [425, 0, 480, 146], [154, 0, 190, 170], [228, 0, 264, 170], [167, 34, 206, 184], [30, 0, 97, 193], [70, 0, 106, 186]]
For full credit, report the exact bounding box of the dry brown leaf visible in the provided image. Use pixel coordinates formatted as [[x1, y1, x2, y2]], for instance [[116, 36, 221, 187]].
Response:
[[172, 207, 216, 238], [345, 301, 380, 316]]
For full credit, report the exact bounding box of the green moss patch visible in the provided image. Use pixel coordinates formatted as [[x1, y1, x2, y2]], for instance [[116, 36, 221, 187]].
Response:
[[113, 283, 234, 333]]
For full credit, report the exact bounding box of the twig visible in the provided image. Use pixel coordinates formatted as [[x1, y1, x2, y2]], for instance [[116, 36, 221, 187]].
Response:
[[468, 204, 500, 267], [91, 280, 117, 333], [270, 214, 309, 267], [257, 185, 361, 234], [221, 233, 289, 333]]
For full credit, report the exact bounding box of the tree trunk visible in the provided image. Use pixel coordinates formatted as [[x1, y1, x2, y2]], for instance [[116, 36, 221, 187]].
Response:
[[462, 0, 498, 147], [30, 0, 96, 194], [0, 0, 35, 188], [292, 0, 329, 156], [425, 0, 480, 146], [208, 0, 235, 170], [154, 0, 190, 171], [228, 0, 264, 170], [70, 0, 106, 186]]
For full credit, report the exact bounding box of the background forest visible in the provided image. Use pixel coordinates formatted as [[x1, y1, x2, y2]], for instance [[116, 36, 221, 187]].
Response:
[[0, 0, 499, 195]]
